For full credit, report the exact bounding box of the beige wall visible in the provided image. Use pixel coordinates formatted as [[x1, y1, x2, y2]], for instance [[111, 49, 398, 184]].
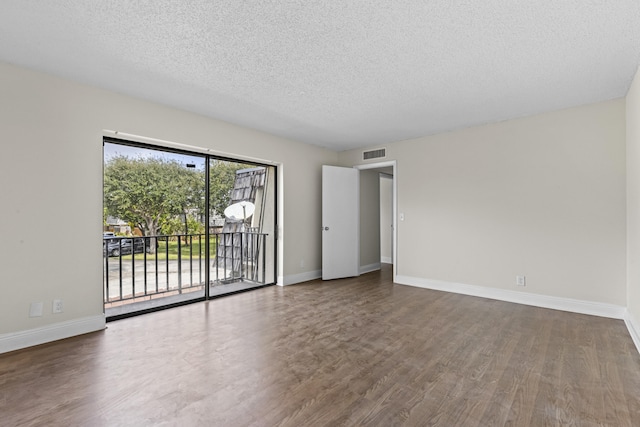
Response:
[[0, 62, 336, 337], [1, 59, 633, 349], [627, 67, 640, 325], [339, 99, 627, 305]]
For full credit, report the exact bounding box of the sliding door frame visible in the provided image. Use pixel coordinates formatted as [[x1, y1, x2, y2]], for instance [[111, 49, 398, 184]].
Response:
[[103, 136, 278, 316]]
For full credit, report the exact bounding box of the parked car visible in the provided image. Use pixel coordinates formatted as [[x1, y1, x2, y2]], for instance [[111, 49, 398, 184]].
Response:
[[103, 237, 151, 257]]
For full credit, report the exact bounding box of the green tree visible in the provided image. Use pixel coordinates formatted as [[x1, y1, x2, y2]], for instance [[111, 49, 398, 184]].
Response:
[[186, 216, 205, 235], [104, 155, 204, 251], [105, 156, 250, 248], [159, 215, 183, 236], [179, 168, 206, 235]]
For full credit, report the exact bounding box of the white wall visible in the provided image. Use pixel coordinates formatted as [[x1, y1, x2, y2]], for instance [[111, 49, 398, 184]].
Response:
[[339, 100, 627, 310], [0, 62, 336, 350], [627, 66, 640, 345]]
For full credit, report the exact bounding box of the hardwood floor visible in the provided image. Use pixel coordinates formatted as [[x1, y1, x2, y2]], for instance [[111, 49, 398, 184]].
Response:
[[2, 266, 640, 426]]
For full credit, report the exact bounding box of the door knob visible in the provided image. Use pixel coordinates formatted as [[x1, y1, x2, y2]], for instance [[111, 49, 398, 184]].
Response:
[[324, 227, 329, 231]]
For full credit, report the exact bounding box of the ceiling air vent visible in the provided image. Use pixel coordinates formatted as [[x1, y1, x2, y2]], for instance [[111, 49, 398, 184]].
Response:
[[363, 148, 386, 160]]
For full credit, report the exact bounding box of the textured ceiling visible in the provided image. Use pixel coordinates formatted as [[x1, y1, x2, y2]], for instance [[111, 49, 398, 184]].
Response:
[[1, 1, 639, 151]]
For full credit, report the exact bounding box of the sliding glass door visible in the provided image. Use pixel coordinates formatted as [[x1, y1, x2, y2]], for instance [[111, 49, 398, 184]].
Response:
[[103, 138, 277, 319], [207, 159, 277, 296]]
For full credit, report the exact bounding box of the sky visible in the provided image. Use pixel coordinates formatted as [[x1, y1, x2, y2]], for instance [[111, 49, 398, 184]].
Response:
[[104, 142, 206, 170]]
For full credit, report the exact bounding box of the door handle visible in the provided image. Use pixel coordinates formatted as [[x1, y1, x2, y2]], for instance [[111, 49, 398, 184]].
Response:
[[324, 227, 329, 231]]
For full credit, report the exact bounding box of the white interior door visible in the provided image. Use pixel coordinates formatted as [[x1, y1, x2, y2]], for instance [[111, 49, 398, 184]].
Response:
[[322, 165, 359, 280]]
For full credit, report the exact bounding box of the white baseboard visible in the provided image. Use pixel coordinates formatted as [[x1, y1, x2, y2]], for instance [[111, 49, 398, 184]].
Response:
[[360, 263, 381, 275], [381, 256, 392, 264], [624, 311, 640, 355], [278, 264, 380, 286], [395, 275, 626, 319], [0, 314, 106, 354], [278, 270, 322, 286]]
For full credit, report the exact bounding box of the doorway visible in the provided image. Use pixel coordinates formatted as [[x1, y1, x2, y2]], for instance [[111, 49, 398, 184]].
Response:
[[355, 161, 397, 279], [379, 172, 393, 265]]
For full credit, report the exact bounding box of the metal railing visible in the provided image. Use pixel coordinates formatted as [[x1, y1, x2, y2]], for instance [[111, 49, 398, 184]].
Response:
[[103, 232, 268, 304]]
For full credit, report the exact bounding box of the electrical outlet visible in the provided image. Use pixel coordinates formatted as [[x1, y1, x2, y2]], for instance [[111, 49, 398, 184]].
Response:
[[53, 299, 63, 314], [29, 302, 43, 317], [516, 276, 526, 286], [300, 259, 305, 268]]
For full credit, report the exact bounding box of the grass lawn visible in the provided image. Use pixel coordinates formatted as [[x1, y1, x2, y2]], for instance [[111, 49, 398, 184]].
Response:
[[120, 237, 218, 260]]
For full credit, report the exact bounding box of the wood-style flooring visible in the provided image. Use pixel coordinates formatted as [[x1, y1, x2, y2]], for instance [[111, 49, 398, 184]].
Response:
[[2, 266, 640, 426]]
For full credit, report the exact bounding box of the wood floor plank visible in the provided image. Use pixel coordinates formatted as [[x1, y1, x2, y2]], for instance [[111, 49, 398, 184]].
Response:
[[1, 265, 640, 426]]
